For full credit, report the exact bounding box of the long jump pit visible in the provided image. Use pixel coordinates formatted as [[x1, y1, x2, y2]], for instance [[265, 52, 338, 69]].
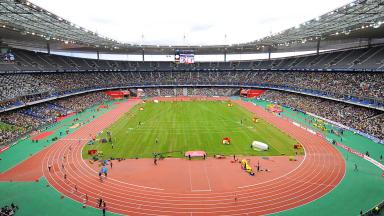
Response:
[[0, 98, 345, 216]]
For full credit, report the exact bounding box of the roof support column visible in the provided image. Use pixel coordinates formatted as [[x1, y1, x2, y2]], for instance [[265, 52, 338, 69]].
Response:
[[142, 49, 145, 62], [96, 50, 100, 60], [46, 42, 50, 55], [316, 38, 321, 55], [268, 45, 272, 60]]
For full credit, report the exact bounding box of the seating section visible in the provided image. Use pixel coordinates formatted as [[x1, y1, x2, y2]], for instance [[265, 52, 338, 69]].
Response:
[[0, 74, 53, 101], [0, 92, 110, 145], [259, 90, 384, 140], [0, 71, 382, 110]]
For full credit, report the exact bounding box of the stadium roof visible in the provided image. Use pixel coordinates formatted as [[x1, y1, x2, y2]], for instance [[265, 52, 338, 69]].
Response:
[[251, 0, 384, 46], [0, 0, 120, 47], [0, 0, 383, 55]]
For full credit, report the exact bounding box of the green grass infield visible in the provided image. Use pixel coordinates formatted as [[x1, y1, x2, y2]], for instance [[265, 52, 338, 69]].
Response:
[[82, 101, 302, 159]]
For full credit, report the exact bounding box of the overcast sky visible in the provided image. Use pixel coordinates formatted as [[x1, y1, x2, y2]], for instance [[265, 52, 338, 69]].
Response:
[[30, 0, 352, 46]]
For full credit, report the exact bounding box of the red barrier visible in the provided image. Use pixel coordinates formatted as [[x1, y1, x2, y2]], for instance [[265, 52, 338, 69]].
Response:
[[336, 142, 384, 171], [88, 149, 97, 155], [105, 90, 130, 99], [0, 145, 10, 154], [240, 89, 266, 98]]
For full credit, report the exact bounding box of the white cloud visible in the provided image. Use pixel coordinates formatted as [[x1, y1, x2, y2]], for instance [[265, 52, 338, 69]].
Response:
[[30, 0, 352, 45]]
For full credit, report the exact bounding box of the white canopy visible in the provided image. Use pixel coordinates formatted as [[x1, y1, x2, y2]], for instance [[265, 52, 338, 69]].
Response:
[[251, 141, 269, 151]]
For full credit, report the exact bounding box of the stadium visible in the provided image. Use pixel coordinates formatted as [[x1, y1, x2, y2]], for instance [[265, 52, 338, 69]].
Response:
[[0, 0, 383, 215]]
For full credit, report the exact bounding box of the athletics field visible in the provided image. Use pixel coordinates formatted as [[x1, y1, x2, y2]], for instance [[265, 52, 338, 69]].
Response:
[[82, 100, 301, 159]]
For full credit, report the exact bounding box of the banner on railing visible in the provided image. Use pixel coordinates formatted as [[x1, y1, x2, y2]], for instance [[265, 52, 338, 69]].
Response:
[[336, 142, 384, 171], [336, 142, 365, 158], [0, 145, 10, 154], [364, 156, 384, 171], [291, 121, 317, 135]]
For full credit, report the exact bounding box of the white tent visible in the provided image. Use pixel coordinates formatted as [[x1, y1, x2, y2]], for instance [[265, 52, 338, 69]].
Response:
[[251, 141, 269, 151]]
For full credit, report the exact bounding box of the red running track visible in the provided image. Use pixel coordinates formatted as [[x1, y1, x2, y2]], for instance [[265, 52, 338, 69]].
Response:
[[18, 99, 345, 215]]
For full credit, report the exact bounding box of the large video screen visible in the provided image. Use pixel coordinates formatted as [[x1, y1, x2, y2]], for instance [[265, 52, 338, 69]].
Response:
[[1, 48, 15, 62], [175, 50, 194, 64]]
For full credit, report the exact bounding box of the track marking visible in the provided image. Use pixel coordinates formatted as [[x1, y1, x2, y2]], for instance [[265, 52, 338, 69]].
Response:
[[238, 145, 307, 189], [188, 162, 193, 192], [80, 130, 164, 191], [203, 163, 212, 192]]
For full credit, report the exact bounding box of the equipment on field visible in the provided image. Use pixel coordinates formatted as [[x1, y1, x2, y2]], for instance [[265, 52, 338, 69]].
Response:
[[294, 144, 302, 149], [241, 159, 255, 176], [222, 137, 231, 145], [153, 151, 182, 159], [185, 150, 206, 159], [252, 117, 259, 123], [251, 141, 269, 151], [214, 155, 226, 159], [88, 149, 97, 155]]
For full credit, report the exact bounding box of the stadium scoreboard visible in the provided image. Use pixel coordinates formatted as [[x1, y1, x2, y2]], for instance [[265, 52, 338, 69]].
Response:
[[175, 50, 194, 64]]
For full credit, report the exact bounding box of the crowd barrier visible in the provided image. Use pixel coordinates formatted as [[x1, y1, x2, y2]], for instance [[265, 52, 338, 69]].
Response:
[[363, 200, 384, 216], [0, 145, 10, 154], [306, 112, 384, 145]]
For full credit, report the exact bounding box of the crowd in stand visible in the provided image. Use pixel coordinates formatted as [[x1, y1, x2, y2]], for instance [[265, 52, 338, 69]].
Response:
[[0, 203, 18, 216], [142, 87, 239, 97], [188, 88, 239, 96], [0, 71, 382, 109], [55, 92, 110, 112], [0, 92, 110, 145], [259, 90, 384, 140]]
